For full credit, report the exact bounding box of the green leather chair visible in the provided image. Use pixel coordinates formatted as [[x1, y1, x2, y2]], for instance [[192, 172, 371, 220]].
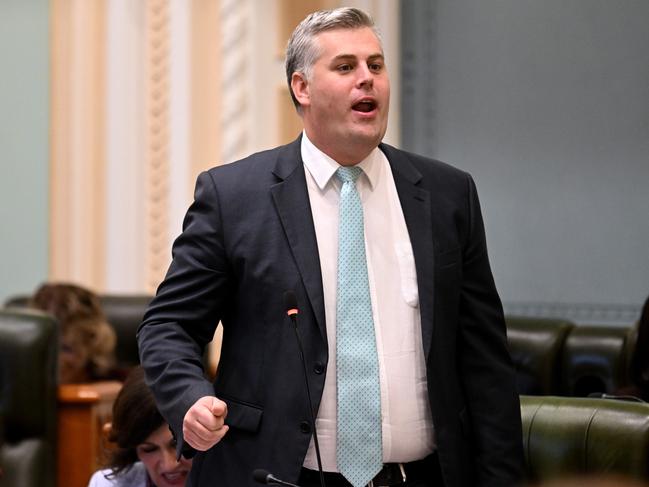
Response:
[[506, 317, 575, 395], [4, 293, 153, 371], [98, 294, 152, 368], [560, 325, 635, 397], [521, 395, 649, 482], [0, 309, 57, 487]]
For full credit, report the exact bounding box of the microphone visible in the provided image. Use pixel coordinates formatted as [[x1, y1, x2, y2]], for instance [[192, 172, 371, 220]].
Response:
[[284, 291, 299, 320], [253, 468, 302, 487], [283, 291, 326, 487], [587, 392, 645, 403]]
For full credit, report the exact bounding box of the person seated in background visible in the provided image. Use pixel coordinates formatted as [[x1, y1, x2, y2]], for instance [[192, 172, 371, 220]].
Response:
[[616, 294, 649, 402], [88, 366, 193, 487], [30, 282, 118, 384]]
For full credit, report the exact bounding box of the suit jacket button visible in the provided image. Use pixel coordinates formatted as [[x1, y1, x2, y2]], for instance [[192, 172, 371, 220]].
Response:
[[300, 421, 311, 434], [313, 362, 325, 374]]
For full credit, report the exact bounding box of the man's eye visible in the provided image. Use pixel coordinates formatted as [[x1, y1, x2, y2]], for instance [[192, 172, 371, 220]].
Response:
[[337, 64, 352, 72], [369, 63, 383, 72]]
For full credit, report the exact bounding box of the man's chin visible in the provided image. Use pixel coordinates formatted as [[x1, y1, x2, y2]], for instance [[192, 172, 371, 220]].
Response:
[[349, 127, 385, 148]]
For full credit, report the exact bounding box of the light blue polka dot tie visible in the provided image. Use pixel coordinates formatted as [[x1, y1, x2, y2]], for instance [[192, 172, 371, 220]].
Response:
[[335, 166, 382, 487]]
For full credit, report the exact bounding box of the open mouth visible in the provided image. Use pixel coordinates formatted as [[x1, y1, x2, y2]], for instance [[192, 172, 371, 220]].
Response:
[[161, 470, 189, 485], [352, 99, 377, 113]]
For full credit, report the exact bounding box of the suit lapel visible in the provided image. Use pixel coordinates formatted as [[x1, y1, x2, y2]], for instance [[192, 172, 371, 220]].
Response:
[[270, 137, 327, 339], [269, 140, 435, 354], [381, 144, 436, 360]]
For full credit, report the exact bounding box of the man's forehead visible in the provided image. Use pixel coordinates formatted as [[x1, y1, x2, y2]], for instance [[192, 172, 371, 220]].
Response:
[[314, 27, 383, 58]]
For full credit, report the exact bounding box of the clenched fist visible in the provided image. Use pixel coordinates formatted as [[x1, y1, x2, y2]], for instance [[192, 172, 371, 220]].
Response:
[[182, 396, 229, 451]]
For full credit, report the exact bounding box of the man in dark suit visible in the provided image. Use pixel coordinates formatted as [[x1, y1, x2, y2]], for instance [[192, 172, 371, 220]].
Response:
[[138, 7, 523, 487]]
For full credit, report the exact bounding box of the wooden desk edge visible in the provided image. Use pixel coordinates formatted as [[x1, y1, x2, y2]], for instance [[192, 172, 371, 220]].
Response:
[[58, 380, 123, 404]]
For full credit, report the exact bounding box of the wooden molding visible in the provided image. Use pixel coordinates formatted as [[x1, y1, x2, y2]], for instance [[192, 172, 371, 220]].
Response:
[[144, 0, 172, 293], [191, 0, 222, 175], [50, 0, 107, 290]]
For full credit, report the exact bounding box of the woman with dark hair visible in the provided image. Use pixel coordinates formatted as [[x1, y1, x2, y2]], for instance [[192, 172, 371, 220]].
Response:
[[88, 367, 192, 487], [617, 295, 649, 402], [30, 282, 117, 383]]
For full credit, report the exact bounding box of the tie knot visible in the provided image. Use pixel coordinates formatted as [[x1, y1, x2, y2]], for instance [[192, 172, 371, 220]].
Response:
[[336, 166, 363, 184]]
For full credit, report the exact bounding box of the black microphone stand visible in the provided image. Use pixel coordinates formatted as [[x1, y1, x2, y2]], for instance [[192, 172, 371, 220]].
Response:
[[253, 468, 302, 487], [284, 291, 327, 487]]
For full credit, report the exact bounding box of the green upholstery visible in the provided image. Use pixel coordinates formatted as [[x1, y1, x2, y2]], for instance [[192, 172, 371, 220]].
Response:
[[506, 317, 575, 395], [4, 293, 153, 371], [0, 309, 57, 487], [505, 316, 636, 397], [99, 295, 152, 368], [560, 325, 634, 396], [2, 295, 29, 309], [521, 395, 649, 481]]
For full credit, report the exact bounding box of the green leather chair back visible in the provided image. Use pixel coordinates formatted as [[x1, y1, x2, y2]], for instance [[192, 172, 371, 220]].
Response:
[[521, 395, 649, 482], [561, 326, 634, 396], [506, 317, 575, 395], [99, 295, 152, 368], [5, 293, 153, 371], [0, 309, 57, 487]]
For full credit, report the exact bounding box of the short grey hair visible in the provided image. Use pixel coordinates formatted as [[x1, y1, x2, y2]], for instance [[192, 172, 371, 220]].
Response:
[[285, 7, 380, 111]]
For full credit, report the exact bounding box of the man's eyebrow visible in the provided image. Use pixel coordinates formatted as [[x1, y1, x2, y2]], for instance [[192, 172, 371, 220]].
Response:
[[330, 53, 385, 63]]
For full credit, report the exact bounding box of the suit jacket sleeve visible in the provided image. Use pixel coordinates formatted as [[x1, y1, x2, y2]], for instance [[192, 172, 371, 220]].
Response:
[[137, 170, 229, 457], [458, 175, 524, 485]]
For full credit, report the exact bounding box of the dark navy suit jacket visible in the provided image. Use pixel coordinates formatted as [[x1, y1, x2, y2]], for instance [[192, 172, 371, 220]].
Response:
[[137, 136, 524, 486]]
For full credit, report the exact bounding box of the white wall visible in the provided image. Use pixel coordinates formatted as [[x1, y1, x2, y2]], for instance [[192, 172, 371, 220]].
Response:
[[0, 0, 49, 303], [402, 1, 649, 323]]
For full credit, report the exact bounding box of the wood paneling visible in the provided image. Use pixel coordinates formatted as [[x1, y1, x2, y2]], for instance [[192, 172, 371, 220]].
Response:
[[278, 85, 304, 145], [57, 381, 122, 487], [277, 0, 340, 56]]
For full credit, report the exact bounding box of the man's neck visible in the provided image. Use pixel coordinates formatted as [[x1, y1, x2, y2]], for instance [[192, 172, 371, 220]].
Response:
[[303, 130, 375, 166]]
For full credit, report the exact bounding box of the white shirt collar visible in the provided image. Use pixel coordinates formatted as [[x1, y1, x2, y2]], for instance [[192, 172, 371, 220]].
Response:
[[301, 131, 381, 191]]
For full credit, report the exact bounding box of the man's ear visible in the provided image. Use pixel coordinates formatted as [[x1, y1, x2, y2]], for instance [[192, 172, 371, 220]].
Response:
[[291, 72, 310, 107]]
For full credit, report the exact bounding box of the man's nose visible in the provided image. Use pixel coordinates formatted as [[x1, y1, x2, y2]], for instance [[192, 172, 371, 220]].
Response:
[[356, 65, 374, 88]]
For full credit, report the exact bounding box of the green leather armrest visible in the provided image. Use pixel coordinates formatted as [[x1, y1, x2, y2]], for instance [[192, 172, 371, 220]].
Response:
[[521, 395, 649, 482]]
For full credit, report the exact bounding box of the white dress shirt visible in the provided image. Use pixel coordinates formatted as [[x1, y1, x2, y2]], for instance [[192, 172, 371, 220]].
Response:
[[301, 132, 435, 472]]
